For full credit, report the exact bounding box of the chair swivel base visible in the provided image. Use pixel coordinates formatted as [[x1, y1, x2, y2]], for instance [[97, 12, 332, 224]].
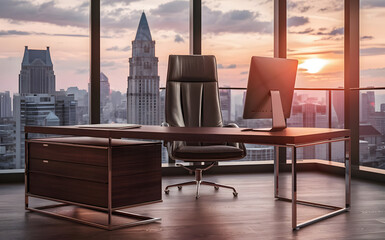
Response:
[[165, 180, 238, 199], [164, 163, 238, 199]]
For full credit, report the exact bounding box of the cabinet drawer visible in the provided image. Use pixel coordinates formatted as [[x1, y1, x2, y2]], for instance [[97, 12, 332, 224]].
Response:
[[29, 158, 107, 183], [28, 142, 107, 166], [112, 143, 161, 177], [29, 173, 108, 207]]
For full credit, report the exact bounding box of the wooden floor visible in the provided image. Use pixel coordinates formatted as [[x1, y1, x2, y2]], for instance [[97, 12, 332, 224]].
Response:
[[1, 172, 384, 240]]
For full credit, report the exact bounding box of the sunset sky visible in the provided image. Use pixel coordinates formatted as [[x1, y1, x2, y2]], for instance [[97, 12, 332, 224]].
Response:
[[0, 0, 384, 95]]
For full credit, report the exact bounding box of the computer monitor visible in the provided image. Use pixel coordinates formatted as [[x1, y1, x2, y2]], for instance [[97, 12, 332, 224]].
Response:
[[242, 56, 298, 131]]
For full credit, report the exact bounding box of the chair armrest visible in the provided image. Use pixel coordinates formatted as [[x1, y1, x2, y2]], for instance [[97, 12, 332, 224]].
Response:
[[224, 123, 240, 128], [223, 123, 246, 156], [161, 122, 170, 147], [161, 122, 170, 127]]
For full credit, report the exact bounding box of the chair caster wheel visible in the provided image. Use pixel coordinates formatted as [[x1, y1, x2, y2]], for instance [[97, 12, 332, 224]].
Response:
[[214, 186, 219, 190], [165, 189, 170, 194], [177, 186, 182, 190], [233, 192, 238, 197]]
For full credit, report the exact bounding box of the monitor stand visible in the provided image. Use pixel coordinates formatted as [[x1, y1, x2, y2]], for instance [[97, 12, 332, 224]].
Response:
[[241, 90, 287, 132]]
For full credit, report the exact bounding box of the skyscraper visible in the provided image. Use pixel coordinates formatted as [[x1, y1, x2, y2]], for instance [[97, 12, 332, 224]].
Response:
[[0, 91, 12, 118], [19, 46, 55, 94], [100, 72, 111, 105], [219, 88, 231, 124], [127, 12, 160, 125], [13, 94, 56, 168], [12, 47, 77, 169]]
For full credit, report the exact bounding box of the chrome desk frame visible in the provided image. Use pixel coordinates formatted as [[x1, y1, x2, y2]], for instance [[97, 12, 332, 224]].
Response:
[[25, 134, 161, 230], [274, 137, 351, 230]]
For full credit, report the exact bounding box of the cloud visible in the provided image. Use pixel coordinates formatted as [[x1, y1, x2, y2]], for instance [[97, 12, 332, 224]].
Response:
[[122, 45, 131, 51], [361, 36, 374, 40], [329, 27, 344, 36], [218, 64, 237, 69], [75, 68, 88, 74], [318, 1, 344, 12], [101, 61, 115, 67], [0, 30, 30, 36], [288, 1, 311, 13], [106, 46, 119, 51], [361, 67, 385, 78], [289, 28, 314, 34], [174, 34, 184, 43], [360, 47, 385, 56], [287, 16, 309, 27], [240, 71, 248, 75], [151, 1, 188, 15], [0, 29, 88, 38], [0, 0, 270, 36], [106, 45, 131, 51], [0, 0, 88, 28], [203, 6, 272, 34], [101, 0, 139, 6], [361, 0, 385, 8]]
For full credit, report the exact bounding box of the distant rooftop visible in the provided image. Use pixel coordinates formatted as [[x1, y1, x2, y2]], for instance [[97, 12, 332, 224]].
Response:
[[22, 46, 53, 66], [135, 12, 152, 41]]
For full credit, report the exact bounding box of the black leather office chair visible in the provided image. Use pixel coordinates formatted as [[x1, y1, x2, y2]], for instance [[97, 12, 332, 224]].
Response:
[[163, 55, 246, 198]]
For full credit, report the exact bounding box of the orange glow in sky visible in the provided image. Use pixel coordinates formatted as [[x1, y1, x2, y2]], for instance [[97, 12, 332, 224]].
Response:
[[298, 58, 328, 74]]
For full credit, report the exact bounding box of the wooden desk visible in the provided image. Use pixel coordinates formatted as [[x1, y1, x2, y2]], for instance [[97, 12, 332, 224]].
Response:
[[25, 126, 351, 230]]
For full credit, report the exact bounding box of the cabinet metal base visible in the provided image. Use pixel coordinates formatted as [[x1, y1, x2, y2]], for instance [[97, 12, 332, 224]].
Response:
[[26, 195, 161, 230]]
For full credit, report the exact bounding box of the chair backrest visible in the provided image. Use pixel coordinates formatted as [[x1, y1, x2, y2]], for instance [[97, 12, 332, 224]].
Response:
[[165, 55, 223, 128]]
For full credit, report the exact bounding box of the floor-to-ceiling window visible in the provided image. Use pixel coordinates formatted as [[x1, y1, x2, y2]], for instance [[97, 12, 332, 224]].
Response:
[[359, 0, 385, 170], [0, 0, 89, 170], [286, 0, 345, 162], [202, 0, 275, 162]]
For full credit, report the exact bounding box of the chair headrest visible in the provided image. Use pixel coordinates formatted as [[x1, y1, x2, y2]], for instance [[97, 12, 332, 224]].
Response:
[[167, 55, 218, 83]]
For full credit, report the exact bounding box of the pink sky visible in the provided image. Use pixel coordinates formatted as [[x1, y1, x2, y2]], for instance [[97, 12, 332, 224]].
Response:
[[0, 0, 384, 96]]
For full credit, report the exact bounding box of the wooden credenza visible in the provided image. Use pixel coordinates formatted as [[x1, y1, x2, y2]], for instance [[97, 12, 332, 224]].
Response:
[[26, 137, 162, 209]]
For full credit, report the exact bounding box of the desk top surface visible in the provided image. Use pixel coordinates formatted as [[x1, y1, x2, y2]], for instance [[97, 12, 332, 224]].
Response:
[[25, 125, 350, 146]]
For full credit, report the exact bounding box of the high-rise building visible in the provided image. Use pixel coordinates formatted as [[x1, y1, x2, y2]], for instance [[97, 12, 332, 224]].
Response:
[[19, 46, 55, 94], [0, 91, 12, 118], [360, 91, 375, 123], [13, 94, 56, 168], [220, 88, 231, 124], [100, 72, 111, 105], [55, 90, 77, 126], [0, 118, 16, 169], [127, 12, 160, 125]]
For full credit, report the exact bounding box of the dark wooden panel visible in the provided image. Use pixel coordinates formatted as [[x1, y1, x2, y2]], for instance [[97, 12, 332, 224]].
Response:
[[29, 158, 107, 183], [112, 143, 161, 177], [29, 142, 107, 166], [32, 137, 157, 147], [29, 173, 108, 207], [112, 171, 161, 208]]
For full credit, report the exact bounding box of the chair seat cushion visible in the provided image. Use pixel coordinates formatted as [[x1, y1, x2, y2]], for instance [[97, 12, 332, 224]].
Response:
[[174, 145, 244, 161]]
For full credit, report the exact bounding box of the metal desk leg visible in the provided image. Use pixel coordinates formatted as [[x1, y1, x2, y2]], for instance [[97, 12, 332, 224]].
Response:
[[274, 147, 280, 198], [346, 138, 351, 209], [291, 146, 297, 230]]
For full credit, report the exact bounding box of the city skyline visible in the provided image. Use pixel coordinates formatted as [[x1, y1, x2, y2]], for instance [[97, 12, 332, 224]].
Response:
[[0, 0, 384, 95]]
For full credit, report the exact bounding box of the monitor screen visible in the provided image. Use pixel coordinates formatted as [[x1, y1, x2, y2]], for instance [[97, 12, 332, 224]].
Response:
[[243, 56, 298, 120]]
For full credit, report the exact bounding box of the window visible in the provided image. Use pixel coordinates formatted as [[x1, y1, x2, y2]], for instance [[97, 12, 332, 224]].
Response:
[[359, 1, 385, 170], [0, 0, 89, 170]]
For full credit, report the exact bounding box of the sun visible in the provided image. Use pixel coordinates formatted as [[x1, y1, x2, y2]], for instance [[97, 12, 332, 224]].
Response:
[[298, 58, 328, 74]]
